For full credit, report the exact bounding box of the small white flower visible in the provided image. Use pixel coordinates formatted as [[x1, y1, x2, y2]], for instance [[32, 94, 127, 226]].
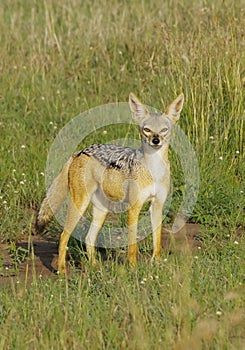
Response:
[[103, 130, 108, 135], [40, 172, 45, 176], [3, 200, 7, 204], [194, 255, 198, 259], [216, 311, 222, 316], [163, 258, 168, 262], [41, 96, 45, 100], [218, 156, 223, 160], [234, 240, 239, 245], [235, 150, 239, 154], [240, 190, 244, 194], [209, 136, 214, 140], [49, 121, 53, 125], [21, 144, 26, 149], [13, 169, 16, 173], [20, 180, 25, 185]]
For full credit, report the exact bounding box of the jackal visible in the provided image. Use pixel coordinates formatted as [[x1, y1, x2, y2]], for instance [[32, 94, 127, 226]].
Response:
[[37, 93, 184, 273]]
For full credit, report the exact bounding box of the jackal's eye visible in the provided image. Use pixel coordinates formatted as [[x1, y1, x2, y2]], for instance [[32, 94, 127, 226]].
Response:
[[143, 127, 151, 133], [161, 127, 168, 133]]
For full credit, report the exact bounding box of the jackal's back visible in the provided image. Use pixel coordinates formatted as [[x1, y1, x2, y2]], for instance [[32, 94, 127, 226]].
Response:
[[76, 144, 143, 173]]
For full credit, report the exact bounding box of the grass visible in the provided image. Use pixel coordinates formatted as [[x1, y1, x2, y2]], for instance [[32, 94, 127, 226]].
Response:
[[0, 0, 244, 348], [0, 239, 244, 349]]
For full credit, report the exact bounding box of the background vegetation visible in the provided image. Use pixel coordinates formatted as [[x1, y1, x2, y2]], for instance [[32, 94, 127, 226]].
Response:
[[0, 0, 244, 349]]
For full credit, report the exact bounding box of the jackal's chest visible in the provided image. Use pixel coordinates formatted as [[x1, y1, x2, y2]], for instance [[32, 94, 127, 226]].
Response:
[[147, 158, 170, 182], [138, 160, 170, 202], [139, 176, 170, 203]]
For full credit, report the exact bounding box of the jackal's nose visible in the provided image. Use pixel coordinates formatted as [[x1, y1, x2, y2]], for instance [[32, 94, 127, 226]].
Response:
[[152, 137, 160, 145]]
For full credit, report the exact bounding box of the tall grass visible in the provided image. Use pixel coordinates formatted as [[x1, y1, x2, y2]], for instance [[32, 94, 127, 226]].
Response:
[[0, 0, 244, 240], [0, 1, 244, 348]]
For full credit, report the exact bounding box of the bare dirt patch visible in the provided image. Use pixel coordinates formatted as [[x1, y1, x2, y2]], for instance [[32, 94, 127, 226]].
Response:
[[0, 238, 58, 287]]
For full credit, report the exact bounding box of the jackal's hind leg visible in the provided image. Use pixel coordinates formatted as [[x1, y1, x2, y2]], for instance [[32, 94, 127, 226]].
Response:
[[85, 205, 108, 265], [58, 198, 90, 274]]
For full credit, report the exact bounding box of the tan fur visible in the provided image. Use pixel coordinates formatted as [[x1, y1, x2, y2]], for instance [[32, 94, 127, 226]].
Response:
[[37, 93, 184, 273]]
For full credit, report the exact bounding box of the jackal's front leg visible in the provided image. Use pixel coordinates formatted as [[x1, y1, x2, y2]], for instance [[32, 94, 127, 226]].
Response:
[[150, 200, 163, 260], [127, 204, 141, 268]]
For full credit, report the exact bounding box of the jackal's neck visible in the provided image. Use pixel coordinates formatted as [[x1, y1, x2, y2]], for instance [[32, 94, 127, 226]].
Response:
[[141, 142, 170, 164]]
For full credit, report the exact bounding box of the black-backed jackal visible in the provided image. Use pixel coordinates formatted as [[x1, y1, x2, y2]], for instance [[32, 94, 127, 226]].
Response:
[[37, 93, 184, 274]]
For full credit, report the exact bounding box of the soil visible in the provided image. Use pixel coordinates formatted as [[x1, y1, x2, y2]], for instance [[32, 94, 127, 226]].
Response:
[[0, 238, 58, 286], [0, 223, 241, 287]]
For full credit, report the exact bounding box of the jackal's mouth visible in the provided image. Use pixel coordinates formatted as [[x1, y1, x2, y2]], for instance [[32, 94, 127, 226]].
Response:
[[149, 142, 163, 149]]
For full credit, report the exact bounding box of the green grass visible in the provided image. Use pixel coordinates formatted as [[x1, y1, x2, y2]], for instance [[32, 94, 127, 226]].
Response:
[[0, 238, 244, 349], [0, 0, 244, 348]]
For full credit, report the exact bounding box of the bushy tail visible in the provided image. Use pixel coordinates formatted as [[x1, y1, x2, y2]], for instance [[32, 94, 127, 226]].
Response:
[[36, 158, 72, 232]]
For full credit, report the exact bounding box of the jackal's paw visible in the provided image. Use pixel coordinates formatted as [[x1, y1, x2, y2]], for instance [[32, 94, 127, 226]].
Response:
[[87, 258, 99, 268], [57, 263, 67, 275], [150, 255, 161, 265], [128, 258, 137, 270], [56, 270, 65, 276]]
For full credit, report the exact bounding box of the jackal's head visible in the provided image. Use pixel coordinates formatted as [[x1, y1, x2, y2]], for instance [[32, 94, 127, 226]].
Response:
[[129, 93, 184, 149]]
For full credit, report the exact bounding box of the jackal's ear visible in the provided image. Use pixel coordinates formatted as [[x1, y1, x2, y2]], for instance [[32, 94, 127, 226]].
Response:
[[166, 93, 184, 123], [129, 93, 149, 122]]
